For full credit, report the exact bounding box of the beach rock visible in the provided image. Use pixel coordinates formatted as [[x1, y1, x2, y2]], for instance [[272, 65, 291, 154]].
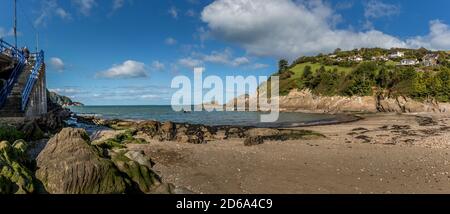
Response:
[[138, 121, 160, 137], [124, 150, 155, 169], [109, 149, 168, 194], [244, 136, 264, 146], [225, 127, 247, 139], [37, 107, 71, 133], [19, 120, 44, 141], [0, 140, 35, 194], [159, 122, 176, 141], [177, 135, 205, 144], [246, 128, 280, 138], [36, 128, 128, 194]]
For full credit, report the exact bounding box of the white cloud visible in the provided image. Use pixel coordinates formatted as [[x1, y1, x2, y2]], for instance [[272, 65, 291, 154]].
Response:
[[112, 0, 125, 11], [201, 0, 410, 59], [73, 0, 97, 16], [49, 88, 80, 95], [364, 0, 400, 19], [34, 0, 71, 27], [406, 20, 450, 50], [165, 37, 177, 45], [251, 63, 270, 70], [96, 60, 149, 79], [55, 8, 71, 19], [168, 6, 178, 19], [0, 27, 15, 38], [50, 85, 175, 104], [232, 57, 250, 66], [193, 48, 251, 67], [178, 57, 203, 69], [151, 61, 165, 71], [140, 94, 160, 99], [49, 57, 65, 72], [177, 48, 253, 69]]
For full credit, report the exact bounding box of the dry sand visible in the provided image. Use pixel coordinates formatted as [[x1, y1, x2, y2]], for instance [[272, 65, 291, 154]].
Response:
[[128, 113, 450, 194]]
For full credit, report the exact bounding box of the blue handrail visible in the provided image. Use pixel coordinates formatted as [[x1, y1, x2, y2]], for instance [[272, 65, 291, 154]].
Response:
[[0, 39, 26, 108], [21, 50, 44, 111]]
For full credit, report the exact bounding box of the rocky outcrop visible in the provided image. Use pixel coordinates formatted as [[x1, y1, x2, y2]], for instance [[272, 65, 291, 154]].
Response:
[[83, 117, 325, 147], [376, 95, 450, 113], [36, 128, 128, 194], [275, 89, 450, 114], [48, 90, 84, 107], [109, 149, 170, 194], [244, 136, 264, 146], [0, 140, 35, 194], [35, 128, 173, 194]]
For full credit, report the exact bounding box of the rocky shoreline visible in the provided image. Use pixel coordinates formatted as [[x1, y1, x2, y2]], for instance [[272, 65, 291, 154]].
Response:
[[3, 95, 450, 194], [1, 101, 329, 194]]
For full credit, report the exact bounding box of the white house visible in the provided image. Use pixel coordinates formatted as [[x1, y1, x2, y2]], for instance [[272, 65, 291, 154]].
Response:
[[349, 55, 363, 62], [400, 59, 419, 66], [422, 54, 439, 67], [389, 51, 405, 59]]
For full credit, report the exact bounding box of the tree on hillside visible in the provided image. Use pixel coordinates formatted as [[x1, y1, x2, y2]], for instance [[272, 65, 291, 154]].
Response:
[[376, 68, 392, 89], [278, 59, 289, 74], [302, 65, 314, 88]]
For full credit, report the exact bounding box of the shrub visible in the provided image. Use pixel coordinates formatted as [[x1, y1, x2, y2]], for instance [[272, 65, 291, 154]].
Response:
[[0, 126, 25, 143]]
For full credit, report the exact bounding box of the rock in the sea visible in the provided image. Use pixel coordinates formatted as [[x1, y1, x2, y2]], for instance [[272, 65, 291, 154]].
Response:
[[36, 128, 128, 194], [0, 140, 35, 194], [244, 136, 264, 146]]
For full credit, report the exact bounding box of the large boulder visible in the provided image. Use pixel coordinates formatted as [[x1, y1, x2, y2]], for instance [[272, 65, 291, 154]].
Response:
[[37, 107, 71, 133], [35, 128, 128, 194], [109, 149, 166, 193], [19, 120, 45, 141]]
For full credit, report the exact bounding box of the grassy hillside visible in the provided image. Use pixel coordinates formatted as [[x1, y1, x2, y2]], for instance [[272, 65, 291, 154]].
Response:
[[273, 48, 450, 102]]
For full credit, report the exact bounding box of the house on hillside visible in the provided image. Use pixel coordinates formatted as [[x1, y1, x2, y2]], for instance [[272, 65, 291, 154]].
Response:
[[389, 51, 405, 59], [371, 56, 389, 61], [422, 54, 439, 67], [349, 55, 363, 62], [400, 59, 419, 66]]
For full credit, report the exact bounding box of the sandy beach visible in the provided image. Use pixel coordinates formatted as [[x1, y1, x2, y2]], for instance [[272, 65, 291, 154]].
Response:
[[127, 113, 450, 194]]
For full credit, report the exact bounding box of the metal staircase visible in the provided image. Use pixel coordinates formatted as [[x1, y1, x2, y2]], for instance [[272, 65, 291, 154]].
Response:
[[0, 39, 26, 109], [0, 39, 45, 117]]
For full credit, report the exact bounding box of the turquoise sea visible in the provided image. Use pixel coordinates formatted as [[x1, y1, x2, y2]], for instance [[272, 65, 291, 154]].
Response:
[[69, 105, 353, 128]]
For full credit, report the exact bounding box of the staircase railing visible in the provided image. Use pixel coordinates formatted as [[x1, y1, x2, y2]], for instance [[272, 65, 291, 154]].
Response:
[[21, 50, 44, 111], [0, 39, 26, 108]]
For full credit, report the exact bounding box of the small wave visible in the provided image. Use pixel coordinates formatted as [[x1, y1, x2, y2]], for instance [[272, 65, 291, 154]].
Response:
[[77, 113, 103, 117]]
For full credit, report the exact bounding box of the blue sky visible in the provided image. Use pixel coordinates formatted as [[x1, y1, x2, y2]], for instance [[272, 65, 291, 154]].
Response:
[[1, 0, 450, 105]]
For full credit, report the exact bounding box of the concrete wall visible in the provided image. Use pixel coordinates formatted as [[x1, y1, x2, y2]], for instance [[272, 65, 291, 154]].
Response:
[[25, 64, 47, 118]]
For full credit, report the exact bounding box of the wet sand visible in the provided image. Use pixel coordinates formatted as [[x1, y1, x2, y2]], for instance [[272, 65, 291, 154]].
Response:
[[127, 113, 450, 194]]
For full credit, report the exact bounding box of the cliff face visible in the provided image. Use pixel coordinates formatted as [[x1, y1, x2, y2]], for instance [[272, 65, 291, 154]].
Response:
[[277, 89, 450, 114], [47, 90, 84, 107]]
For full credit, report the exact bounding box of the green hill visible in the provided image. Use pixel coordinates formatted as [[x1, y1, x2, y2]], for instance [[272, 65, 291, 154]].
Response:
[[273, 48, 450, 102]]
